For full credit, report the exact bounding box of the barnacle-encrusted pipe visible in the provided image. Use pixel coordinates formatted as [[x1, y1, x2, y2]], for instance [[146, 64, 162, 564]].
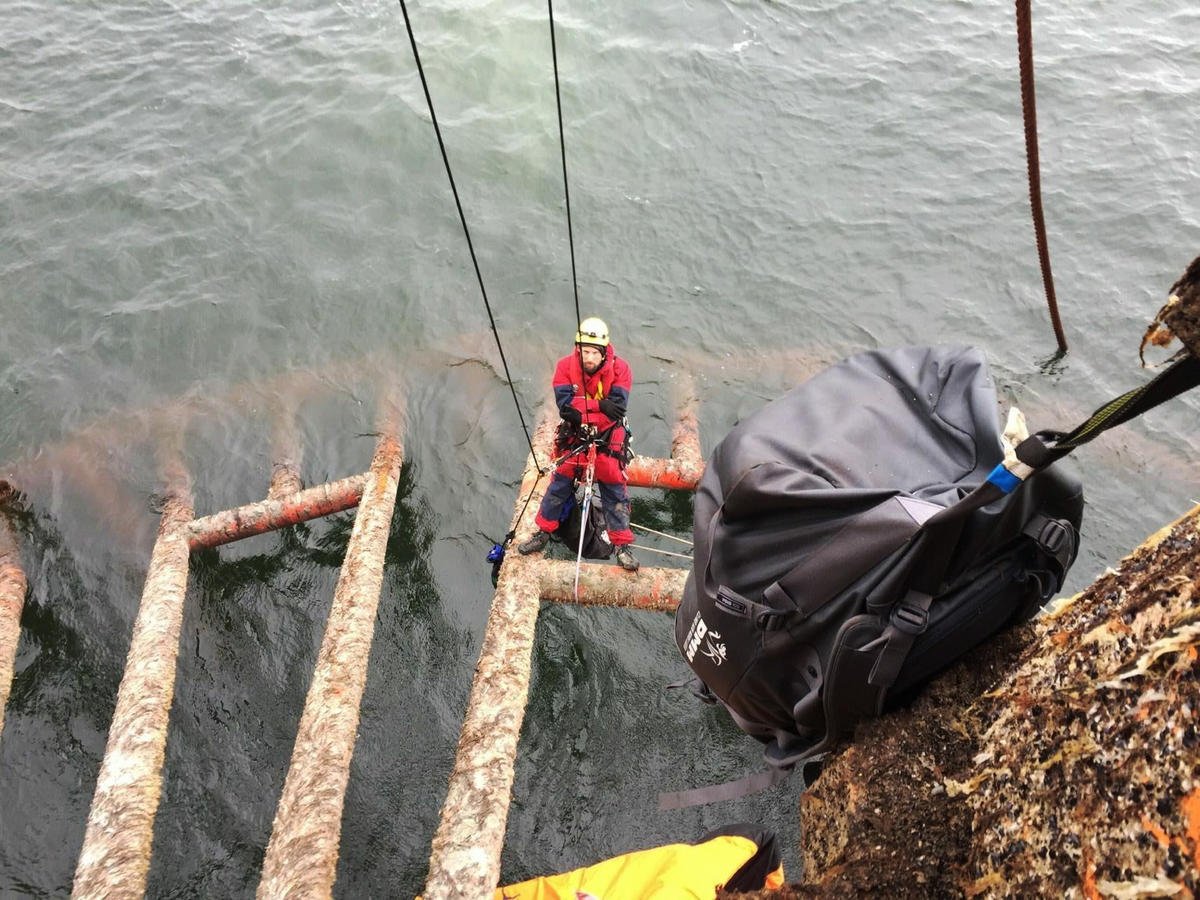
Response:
[[268, 401, 304, 500], [0, 498, 27, 741], [187, 474, 367, 551], [625, 375, 703, 489], [538, 559, 685, 612], [72, 471, 193, 900], [256, 431, 404, 899], [423, 417, 556, 900]]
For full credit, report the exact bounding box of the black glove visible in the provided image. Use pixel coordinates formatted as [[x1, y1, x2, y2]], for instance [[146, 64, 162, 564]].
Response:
[[560, 405, 583, 429], [597, 397, 625, 420]]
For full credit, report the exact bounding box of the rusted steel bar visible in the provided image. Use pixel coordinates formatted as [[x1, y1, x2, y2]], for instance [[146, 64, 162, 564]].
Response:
[[257, 431, 404, 899], [0, 500, 27, 741], [187, 474, 366, 551], [538, 559, 685, 613], [625, 377, 703, 490], [423, 418, 557, 900], [72, 476, 194, 900], [625, 453, 702, 491]]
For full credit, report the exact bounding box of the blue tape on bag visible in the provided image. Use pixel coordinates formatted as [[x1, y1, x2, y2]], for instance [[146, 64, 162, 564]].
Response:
[[986, 463, 1021, 494]]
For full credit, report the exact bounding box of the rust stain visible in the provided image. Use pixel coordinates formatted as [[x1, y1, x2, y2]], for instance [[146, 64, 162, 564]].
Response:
[[1141, 812, 1173, 849], [1182, 788, 1200, 870], [1080, 852, 1101, 900]]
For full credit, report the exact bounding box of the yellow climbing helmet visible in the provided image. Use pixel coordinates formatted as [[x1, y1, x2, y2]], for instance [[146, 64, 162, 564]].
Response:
[[575, 316, 610, 348]]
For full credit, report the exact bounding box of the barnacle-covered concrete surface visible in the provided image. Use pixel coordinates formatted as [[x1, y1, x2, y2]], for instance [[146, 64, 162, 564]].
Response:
[[960, 503, 1200, 898], [724, 503, 1200, 899]]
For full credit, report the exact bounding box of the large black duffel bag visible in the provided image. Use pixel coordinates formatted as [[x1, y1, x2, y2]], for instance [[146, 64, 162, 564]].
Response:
[[669, 345, 1084, 803]]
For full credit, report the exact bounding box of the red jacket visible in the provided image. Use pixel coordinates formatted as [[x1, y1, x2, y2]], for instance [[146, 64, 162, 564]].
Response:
[[553, 346, 631, 466]]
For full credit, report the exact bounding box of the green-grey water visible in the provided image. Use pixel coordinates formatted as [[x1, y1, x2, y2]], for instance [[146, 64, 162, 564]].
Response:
[[2, 0, 1198, 895]]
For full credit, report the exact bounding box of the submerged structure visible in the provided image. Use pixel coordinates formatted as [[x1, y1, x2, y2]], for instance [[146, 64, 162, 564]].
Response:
[[0, 373, 702, 899]]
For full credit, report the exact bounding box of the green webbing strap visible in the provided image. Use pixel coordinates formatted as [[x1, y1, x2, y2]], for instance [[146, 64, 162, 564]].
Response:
[[1019, 354, 1200, 467]]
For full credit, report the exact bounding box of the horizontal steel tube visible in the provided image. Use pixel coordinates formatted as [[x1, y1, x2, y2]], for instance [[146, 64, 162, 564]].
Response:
[[187, 474, 366, 551], [537, 559, 685, 613]]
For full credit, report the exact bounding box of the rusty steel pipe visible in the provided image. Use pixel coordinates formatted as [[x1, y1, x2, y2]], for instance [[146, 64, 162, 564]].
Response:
[[257, 432, 404, 899], [0, 504, 27, 742], [625, 379, 703, 490], [187, 474, 366, 551], [423, 418, 557, 900], [72, 484, 194, 900], [538, 559, 685, 613], [625, 453, 703, 491]]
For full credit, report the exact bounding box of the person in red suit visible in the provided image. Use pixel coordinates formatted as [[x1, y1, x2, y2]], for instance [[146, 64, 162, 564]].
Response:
[[518, 316, 639, 571]]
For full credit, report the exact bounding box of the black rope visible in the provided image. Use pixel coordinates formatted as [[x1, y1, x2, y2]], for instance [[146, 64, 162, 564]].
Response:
[[396, 0, 538, 463], [504, 472, 547, 546], [547, 0, 582, 331]]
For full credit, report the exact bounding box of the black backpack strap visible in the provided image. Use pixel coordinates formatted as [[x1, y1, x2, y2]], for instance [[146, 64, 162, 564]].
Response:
[[868, 590, 934, 689], [665, 674, 718, 705], [713, 584, 791, 631], [657, 767, 788, 811]]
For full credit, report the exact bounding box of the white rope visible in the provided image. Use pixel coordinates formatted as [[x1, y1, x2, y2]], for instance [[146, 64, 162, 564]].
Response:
[[630, 522, 693, 547], [632, 545, 693, 561]]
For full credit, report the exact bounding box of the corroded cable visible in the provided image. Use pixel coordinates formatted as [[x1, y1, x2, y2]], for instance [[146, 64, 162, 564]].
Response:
[[1016, 0, 1068, 352]]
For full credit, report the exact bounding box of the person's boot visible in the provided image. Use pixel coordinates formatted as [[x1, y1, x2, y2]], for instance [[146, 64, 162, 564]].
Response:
[[518, 530, 551, 555], [614, 545, 639, 572]]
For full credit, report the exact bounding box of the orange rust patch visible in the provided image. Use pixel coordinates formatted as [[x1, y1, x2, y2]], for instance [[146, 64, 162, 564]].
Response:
[[1141, 813, 1173, 849], [1182, 788, 1200, 870], [1081, 852, 1101, 900]]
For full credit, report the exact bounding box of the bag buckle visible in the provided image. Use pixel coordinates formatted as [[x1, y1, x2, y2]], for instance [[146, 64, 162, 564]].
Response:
[[756, 610, 786, 631], [1035, 518, 1070, 556], [890, 595, 930, 635]]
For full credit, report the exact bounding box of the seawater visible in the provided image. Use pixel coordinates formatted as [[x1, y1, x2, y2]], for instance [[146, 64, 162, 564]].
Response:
[[1, 0, 1198, 894]]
